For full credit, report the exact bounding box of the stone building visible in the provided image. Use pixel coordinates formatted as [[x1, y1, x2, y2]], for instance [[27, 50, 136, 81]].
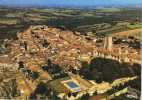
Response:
[[104, 36, 113, 51]]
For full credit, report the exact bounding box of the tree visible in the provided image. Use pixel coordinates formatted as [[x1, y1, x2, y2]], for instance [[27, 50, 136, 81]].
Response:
[[29, 93, 37, 99], [80, 93, 89, 100], [35, 82, 47, 95], [18, 61, 24, 69], [43, 39, 49, 48], [80, 57, 134, 82], [31, 72, 39, 80]]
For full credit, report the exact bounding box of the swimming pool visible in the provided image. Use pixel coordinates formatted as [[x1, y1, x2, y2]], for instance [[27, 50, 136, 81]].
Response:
[[66, 81, 79, 88]]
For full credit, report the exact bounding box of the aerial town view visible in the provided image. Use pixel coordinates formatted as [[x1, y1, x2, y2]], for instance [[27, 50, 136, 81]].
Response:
[[0, 0, 141, 100]]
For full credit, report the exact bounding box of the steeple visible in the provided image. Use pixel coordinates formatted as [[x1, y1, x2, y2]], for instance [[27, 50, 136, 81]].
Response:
[[104, 36, 113, 51]]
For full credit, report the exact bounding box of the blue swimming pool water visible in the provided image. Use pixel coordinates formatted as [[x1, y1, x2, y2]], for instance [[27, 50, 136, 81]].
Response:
[[66, 81, 79, 88]]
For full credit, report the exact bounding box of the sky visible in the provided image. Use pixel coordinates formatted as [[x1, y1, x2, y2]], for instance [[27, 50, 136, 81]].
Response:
[[0, 0, 141, 7]]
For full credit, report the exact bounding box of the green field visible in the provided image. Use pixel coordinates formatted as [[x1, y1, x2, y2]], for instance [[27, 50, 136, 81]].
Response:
[[127, 23, 142, 29], [0, 18, 19, 25]]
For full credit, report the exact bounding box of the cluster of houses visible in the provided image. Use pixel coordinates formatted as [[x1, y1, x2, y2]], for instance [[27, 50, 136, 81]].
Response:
[[0, 25, 140, 99]]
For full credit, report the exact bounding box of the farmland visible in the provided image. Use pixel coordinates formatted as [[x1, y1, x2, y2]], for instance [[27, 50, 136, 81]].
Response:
[[127, 23, 142, 29], [112, 28, 142, 40], [0, 7, 141, 42]]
